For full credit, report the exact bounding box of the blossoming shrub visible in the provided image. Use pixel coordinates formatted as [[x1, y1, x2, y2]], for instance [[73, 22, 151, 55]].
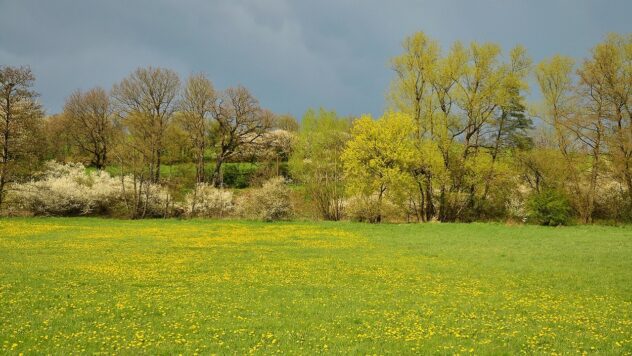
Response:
[[236, 177, 293, 221], [505, 194, 528, 223], [184, 184, 233, 218], [10, 161, 175, 217], [11, 161, 121, 216]]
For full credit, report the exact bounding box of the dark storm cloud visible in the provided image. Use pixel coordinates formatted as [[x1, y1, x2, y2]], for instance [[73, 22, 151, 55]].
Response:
[[1, 0, 630, 118]]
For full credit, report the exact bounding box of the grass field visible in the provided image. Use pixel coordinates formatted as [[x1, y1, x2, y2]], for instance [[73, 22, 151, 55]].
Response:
[[1, 218, 631, 354]]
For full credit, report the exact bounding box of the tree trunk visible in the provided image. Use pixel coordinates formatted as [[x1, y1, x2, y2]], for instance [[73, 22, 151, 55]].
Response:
[[0, 91, 12, 210], [424, 174, 435, 221], [212, 156, 224, 188]]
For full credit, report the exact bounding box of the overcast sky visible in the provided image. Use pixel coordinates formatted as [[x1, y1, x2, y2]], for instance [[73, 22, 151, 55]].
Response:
[[1, 0, 630, 118]]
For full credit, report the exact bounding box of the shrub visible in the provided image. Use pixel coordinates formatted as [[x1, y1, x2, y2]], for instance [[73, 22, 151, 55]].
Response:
[[527, 189, 571, 226], [236, 177, 293, 221], [222, 163, 258, 188], [505, 195, 528, 223], [593, 180, 632, 223], [184, 184, 233, 218], [9, 161, 175, 218], [345, 194, 399, 223], [10, 161, 121, 216]]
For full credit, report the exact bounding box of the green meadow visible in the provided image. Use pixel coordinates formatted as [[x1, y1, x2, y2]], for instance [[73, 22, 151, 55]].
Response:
[[1, 218, 631, 354]]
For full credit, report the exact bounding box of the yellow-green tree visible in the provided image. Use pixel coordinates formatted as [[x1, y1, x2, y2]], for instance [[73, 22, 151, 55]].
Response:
[[581, 34, 632, 207], [388, 32, 532, 221], [341, 112, 417, 222], [289, 108, 349, 220]]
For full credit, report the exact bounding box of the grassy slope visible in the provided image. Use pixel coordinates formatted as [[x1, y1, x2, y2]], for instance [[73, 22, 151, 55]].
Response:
[[1, 218, 631, 354]]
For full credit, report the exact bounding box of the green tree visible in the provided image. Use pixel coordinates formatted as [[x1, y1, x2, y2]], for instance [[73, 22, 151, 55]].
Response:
[[290, 108, 349, 220], [342, 112, 417, 223], [388, 32, 533, 221]]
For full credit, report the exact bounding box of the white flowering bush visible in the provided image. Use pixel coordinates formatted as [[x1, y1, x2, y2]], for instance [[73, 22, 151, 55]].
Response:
[[505, 195, 528, 223], [116, 175, 177, 218], [236, 177, 293, 221], [9, 161, 176, 217], [184, 183, 233, 218], [11, 161, 121, 216]]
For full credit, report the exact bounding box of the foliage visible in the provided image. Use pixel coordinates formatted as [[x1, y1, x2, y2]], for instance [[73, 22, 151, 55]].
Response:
[[62, 87, 117, 169], [342, 112, 417, 222], [344, 194, 401, 223], [111, 66, 181, 183], [4, 35, 632, 225], [290, 108, 349, 220], [221, 163, 258, 188], [527, 189, 572, 226]]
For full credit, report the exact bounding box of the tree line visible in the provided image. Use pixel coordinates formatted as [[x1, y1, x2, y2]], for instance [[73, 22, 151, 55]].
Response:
[[1, 32, 630, 224]]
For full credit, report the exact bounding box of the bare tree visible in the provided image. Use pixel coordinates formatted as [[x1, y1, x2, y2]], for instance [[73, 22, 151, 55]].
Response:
[[62, 87, 115, 169], [211, 86, 270, 187], [111, 66, 180, 183], [177, 73, 216, 183], [0, 65, 43, 209]]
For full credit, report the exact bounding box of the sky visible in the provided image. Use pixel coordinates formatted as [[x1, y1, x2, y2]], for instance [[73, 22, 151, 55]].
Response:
[[1, 0, 630, 119]]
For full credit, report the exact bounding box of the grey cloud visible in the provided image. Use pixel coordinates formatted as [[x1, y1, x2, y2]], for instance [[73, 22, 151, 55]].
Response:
[[0, 0, 630, 118]]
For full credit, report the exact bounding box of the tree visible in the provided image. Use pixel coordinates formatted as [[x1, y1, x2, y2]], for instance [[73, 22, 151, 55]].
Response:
[[342, 112, 417, 223], [0, 65, 43, 209], [177, 73, 216, 183], [111, 66, 180, 183], [62, 87, 116, 169], [389, 32, 440, 140], [272, 113, 299, 132], [479, 45, 533, 204], [210, 86, 270, 187], [41, 114, 74, 162], [388, 32, 533, 221], [581, 34, 632, 206], [290, 108, 349, 220], [536, 54, 603, 223]]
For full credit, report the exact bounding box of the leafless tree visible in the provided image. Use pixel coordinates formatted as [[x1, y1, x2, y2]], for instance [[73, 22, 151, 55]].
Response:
[[177, 73, 216, 183], [62, 87, 116, 169], [210, 86, 271, 187], [0, 65, 43, 209], [111, 66, 180, 183]]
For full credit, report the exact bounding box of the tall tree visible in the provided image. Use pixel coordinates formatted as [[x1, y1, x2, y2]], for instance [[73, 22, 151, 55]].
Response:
[[480, 45, 533, 203], [62, 87, 116, 169], [342, 112, 417, 223], [0, 65, 43, 209], [536, 55, 596, 221], [111, 66, 180, 183], [389, 32, 440, 140], [177, 73, 216, 183], [210, 86, 270, 187], [290, 108, 350, 220], [388, 32, 532, 221], [583, 34, 632, 205]]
